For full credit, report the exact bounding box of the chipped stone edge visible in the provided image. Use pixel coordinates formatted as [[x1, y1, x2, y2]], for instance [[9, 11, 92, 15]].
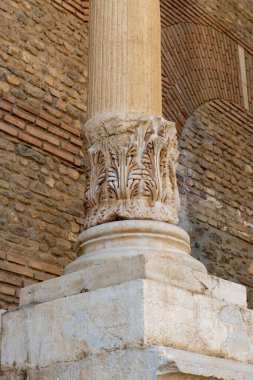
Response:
[[156, 346, 253, 380], [9, 346, 253, 380]]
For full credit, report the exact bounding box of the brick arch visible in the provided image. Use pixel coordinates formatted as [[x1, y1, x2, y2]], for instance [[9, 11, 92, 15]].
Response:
[[161, 23, 247, 131]]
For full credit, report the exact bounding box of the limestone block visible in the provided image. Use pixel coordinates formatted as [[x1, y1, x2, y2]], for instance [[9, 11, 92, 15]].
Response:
[[158, 376, 218, 379], [155, 346, 253, 379], [0, 373, 25, 380], [144, 281, 253, 363], [2, 281, 145, 370], [2, 280, 253, 372]]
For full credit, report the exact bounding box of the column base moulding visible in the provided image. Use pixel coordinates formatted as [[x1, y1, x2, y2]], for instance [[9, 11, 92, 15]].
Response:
[[21, 221, 245, 307]]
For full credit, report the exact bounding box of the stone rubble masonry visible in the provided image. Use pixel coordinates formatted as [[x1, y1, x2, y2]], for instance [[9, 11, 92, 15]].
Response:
[[178, 99, 253, 307], [0, 132, 85, 310]]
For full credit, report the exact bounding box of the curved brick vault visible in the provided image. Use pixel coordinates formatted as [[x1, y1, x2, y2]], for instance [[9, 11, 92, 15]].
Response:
[[160, 0, 253, 134], [162, 24, 243, 130], [159, 10, 253, 308], [161, 23, 252, 132]]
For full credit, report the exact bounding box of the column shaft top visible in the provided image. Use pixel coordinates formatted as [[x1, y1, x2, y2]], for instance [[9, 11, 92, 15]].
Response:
[[87, 0, 162, 119]]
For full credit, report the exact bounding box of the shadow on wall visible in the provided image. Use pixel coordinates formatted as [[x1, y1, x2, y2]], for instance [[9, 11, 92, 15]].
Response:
[[160, 11, 253, 308], [177, 99, 253, 308]]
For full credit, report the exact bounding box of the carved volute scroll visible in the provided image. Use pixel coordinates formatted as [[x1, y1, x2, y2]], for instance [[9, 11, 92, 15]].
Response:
[[82, 112, 180, 230]]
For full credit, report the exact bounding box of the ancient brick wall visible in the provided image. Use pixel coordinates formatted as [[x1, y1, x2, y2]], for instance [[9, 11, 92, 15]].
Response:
[[0, 0, 87, 309], [161, 0, 253, 131], [160, 0, 253, 306], [0, 0, 88, 153], [52, 0, 89, 22], [0, 133, 85, 308]]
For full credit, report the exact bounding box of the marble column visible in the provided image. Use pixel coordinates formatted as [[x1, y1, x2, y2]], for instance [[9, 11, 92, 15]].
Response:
[[87, 0, 162, 119], [64, 0, 204, 277], [82, 0, 178, 228]]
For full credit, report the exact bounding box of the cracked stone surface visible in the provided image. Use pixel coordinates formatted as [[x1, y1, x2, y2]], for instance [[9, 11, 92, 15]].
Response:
[[1, 280, 253, 373], [2, 347, 253, 380]]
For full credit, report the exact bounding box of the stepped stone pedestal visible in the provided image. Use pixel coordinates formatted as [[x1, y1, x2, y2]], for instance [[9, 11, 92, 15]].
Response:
[[1, 221, 253, 379]]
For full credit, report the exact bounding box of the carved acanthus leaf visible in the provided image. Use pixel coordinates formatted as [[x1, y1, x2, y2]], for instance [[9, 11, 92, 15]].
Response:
[[82, 113, 180, 230]]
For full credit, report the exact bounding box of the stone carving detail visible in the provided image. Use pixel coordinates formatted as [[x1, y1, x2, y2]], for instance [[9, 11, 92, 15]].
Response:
[[82, 113, 180, 229]]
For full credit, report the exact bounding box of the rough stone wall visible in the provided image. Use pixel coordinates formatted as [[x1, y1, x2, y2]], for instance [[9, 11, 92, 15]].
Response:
[[178, 99, 253, 306], [0, 0, 87, 309], [0, 132, 85, 309], [197, 0, 253, 48]]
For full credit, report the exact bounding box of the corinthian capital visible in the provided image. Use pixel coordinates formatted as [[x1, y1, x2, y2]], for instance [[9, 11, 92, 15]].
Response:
[[81, 112, 180, 230]]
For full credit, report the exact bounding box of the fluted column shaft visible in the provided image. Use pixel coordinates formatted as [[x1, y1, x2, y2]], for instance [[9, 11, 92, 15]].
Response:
[[88, 0, 162, 118], [80, 0, 179, 231]]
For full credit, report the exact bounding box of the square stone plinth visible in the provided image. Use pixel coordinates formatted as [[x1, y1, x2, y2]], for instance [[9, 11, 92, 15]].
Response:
[[19, 255, 246, 308], [1, 279, 253, 379]]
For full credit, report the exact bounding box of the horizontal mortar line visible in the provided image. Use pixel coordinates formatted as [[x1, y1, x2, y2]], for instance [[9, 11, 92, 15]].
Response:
[[0, 123, 82, 167]]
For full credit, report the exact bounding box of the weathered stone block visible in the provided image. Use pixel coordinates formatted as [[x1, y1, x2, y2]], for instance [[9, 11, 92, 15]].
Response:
[[22, 346, 253, 380], [19, 255, 246, 308], [2, 280, 253, 373]]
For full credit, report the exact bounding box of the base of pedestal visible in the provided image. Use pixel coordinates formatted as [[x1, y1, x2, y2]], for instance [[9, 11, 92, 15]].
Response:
[[3, 346, 253, 380], [1, 279, 253, 379]]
